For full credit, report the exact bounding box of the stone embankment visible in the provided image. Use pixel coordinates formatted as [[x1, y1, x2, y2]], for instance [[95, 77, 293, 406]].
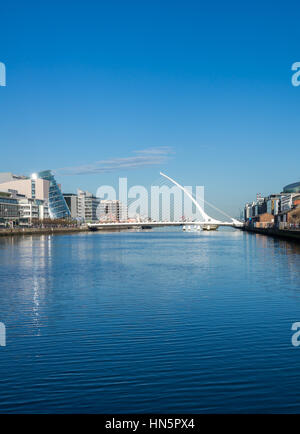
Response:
[[243, 226, 300, 242], [0, 227, 89, 237]]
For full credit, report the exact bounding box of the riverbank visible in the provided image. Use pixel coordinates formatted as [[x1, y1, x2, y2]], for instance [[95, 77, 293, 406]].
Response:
[[243, 226, 300, 242], [0, 227, 90, 237], [0, 225, 145, 237]]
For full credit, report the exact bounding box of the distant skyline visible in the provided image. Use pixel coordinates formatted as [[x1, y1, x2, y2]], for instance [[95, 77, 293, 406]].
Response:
[[1, 0, 300, 216]]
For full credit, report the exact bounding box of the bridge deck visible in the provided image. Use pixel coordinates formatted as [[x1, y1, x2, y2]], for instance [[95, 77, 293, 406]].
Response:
[[88, 221, 243, 230]]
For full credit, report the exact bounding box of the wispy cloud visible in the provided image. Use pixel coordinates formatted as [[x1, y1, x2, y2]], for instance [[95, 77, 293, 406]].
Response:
[[134, 147, 172, 155], [55, 147, 173, 175]]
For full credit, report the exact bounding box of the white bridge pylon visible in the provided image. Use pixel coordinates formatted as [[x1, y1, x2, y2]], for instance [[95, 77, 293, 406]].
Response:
[[88, 172, 243, 231], [159, 172, 242, 227]]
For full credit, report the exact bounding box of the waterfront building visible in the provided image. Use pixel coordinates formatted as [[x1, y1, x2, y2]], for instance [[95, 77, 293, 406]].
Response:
[[283, 181, 300, 194], [279, 181, 300, 215], [252, 212, 275, 228], [18, 199, 39, 221], [77, 189, 100, 222], [18, 198, 49, 224], [64, 190, 101, 222], [0, 184, 49, 225], [98, 200, 127, 222], [63, 193, 78, 219], [0, 172, 28, 183], [294, 195, 300, 208], [266, 195, 280, 216], [244, 203, 252, 221], [0, 172, 49, 202], [244, 196, 280, 223], [38, 170, 71, 219], [38, 200, 50, 220], [244, 201, 262, 221], [255, 197, 267, 216], [280, 192, 300, 213], [0, 191, 19, 226], [0, 188, 49, 223], [276, 193, 300, 224], [280, 194, 294, 212], [243, 180, 300, 226]]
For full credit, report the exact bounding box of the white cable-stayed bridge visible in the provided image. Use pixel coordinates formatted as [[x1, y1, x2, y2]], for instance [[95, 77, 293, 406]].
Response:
[[88, 172, 243, 231]]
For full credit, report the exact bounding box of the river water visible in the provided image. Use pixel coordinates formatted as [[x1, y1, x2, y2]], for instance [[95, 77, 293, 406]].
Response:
[[0, 228, 300, 413]]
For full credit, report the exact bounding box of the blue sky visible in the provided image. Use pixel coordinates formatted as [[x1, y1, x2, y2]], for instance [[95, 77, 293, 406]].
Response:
[[0, 0, 300, 216]]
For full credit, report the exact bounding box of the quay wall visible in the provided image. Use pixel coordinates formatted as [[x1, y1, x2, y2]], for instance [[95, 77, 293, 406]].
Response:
[[0, 227, 90, 237], [243, 226, 300, 242]]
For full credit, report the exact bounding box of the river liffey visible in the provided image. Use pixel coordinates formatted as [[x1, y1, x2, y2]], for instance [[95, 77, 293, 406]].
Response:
[[0, 229, 300, 413]]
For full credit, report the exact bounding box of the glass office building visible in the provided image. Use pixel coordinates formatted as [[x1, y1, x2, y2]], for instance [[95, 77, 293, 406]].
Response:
[[38, 170, 71, 219]]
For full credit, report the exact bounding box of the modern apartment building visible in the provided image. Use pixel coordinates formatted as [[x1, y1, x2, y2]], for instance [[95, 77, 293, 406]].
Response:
[[18, 198, 49, 223], [77, 189, 100, 222], [266, 195, 280, 215], [98, 200, 127, 222]]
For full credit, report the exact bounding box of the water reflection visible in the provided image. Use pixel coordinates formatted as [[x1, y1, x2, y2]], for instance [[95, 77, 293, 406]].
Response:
[[0, 235, 53, 335], [0, 230, 300, 413]]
